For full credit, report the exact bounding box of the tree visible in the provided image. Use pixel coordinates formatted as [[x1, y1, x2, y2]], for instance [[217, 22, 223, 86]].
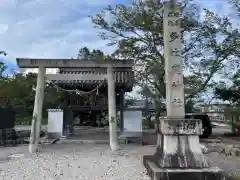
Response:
[[0, 62, 64, 124], [77, 46, 112, 60], [214, 69, 240, 104], [0, 51, 7, 77], [229, 0, 240, 16], [90, 0, 240, 108], [0, 62, 7, 77], [77, 47, 91, 59], [124, 95, 135, 107]]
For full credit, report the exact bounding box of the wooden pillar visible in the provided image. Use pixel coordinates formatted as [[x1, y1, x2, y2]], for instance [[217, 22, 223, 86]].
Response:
[[29, 66, 46, 153], [96, 114, 100, 128], [62, 92, 69, 136], [119, 92, 124, 132], [68, 108, 72, 135], [107, 65, 119, 151]]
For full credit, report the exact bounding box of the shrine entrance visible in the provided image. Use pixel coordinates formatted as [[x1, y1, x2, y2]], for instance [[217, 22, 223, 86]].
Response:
[[16, 58, 133, 153]]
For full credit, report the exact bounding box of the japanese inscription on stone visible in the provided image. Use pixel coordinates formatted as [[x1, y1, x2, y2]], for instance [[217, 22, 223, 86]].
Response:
[[170, 48, 181, 56], [171, 64, 181, 74], [172, 97, 183, 106], [168, 12, 180, 17], [160, 119, 202, 135], [169, 32, 179, 42], [167, 121, 200, 135], [166, 7, 184, 109]]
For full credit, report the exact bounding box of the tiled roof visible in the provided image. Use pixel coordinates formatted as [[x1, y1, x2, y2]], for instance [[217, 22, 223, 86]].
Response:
[[50, 71, 134, 85]]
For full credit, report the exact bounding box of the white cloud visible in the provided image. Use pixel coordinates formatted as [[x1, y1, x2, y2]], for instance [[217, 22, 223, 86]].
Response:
[[0, 0, 234, 99], [0, 0, 116, 65], [1, 0, 233, 65]]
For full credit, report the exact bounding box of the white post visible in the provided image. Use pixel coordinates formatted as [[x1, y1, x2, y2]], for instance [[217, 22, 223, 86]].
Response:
[[29, 66, 46, 153], [107, 65, 119, 151]]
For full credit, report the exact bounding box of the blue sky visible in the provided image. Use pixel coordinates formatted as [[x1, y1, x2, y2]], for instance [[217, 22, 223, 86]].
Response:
[[0, 0, 231, 70], [0, 0, 232, 100], [0, 0, 231, 64]]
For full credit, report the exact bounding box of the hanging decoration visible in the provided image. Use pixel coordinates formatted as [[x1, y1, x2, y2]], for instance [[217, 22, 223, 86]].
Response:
[[44, 78, 106, 97]]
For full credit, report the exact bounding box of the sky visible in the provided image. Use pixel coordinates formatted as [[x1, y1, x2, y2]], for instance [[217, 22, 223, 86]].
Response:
[[0, 0, 232, 98]]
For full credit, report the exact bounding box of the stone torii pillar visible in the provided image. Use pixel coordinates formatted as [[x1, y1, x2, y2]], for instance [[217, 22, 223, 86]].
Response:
[[107, 65, 119, 151], [143, 2, 223, 180], [29, 66, 46, 153]]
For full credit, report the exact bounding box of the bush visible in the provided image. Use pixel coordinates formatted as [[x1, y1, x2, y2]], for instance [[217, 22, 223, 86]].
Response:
[[15, 116, 32, 125], [142, 118, 155, 129]]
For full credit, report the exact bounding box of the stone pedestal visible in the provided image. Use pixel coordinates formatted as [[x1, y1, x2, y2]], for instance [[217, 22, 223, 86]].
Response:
[[143, 118, 224, 180]]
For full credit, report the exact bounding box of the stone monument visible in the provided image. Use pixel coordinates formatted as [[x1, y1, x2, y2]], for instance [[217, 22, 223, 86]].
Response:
[[47, 109, 63, 139], [143, 2, 224, 180]]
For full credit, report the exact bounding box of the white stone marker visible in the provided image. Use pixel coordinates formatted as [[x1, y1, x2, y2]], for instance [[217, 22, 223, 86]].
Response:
[[47, 109, 63, 139], [122, 110, 143, 137], [143, 2, 223, 180]]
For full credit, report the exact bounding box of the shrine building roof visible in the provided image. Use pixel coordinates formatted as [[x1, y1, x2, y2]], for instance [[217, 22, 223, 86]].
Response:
[[15, 58, 134, 91], [47, 70, 133, 86]]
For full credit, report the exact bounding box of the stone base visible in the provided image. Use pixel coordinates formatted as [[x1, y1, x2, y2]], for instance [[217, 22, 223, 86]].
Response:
[[143, 156, 224, 180]]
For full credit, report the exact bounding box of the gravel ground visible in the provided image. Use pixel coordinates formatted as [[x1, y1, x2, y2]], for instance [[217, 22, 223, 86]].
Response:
[[0, 144, 150, 180], [0, 144, 240, 180], [206, 152, 240, 177]]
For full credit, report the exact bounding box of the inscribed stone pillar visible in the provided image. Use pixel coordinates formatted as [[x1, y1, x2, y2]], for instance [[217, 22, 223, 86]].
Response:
[[107, 65, 119, 151], [29, 66, 46, 153], [142, 2, 224, 180]]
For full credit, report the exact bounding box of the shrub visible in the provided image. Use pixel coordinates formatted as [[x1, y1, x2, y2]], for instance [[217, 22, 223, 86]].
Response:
[[142, 118, 155, 129]]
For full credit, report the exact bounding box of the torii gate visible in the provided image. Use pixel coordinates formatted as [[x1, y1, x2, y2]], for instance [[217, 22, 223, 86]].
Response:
[[16, 58, 133, 153]]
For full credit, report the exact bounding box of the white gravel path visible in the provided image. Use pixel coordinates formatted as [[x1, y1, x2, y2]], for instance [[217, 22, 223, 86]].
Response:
[[0, 144, 150, 180], [0, 144, 240, 180], [207, 152, 240, 177]]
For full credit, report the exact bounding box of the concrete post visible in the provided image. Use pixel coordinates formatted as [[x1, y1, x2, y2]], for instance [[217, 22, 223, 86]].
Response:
[[29, 66, 46, 153], [107, 65, 119, 151], [142, 2, 224, 180]]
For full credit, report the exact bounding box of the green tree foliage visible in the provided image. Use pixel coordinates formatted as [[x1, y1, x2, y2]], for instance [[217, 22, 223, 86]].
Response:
[[77, 46, 113, 60], [0, 62, 7, 77], [90, 0, 240, 110], [0, 65, 64, 124], [215, 70, 240, 104], [229, 0, 240, 16], [0, 51, 7, 77], [124, 95, 135, 107]]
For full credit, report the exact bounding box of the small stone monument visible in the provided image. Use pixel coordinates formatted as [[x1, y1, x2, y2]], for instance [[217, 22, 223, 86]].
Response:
[[47, 109, 63, 139], [143, 2, 224, 180]]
